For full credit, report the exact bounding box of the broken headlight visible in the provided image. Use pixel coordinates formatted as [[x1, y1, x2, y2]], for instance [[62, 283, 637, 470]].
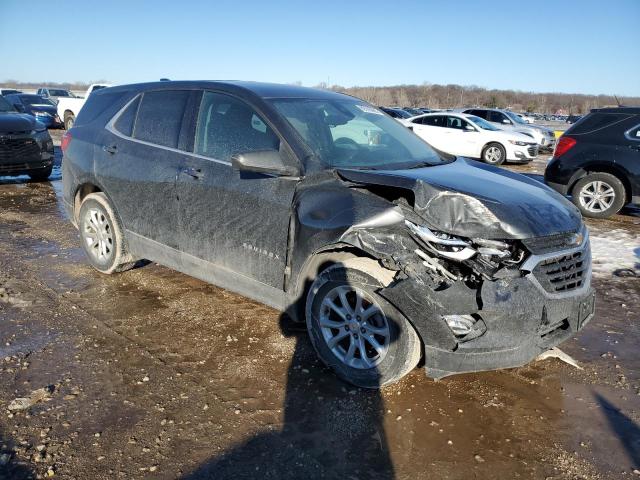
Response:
[[405, 220, 476, 261]]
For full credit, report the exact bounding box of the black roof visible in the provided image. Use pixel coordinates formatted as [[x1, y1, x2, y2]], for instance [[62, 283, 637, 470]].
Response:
[[103, 80, 352, 101], [591, 106, 640, 114]]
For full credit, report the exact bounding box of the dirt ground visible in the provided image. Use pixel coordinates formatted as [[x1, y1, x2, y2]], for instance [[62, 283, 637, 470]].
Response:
[[0, 131, 639, 479]]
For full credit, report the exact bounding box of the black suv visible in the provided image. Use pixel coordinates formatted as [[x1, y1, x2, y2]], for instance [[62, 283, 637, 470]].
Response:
[[0, 95, 55, 180], [62, 81, 595, 387], [545, 107, 640, 218]]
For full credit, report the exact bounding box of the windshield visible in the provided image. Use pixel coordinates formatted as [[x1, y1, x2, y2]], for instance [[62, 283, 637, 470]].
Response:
[[505, 111, 527, 124], [0, 96, 15, 112], [467, 115, 499, 131], [272, 98, 446, 170], [20, 95, 55, 106]]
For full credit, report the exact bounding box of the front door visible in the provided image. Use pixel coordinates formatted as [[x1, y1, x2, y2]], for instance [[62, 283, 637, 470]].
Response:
[[176, 90, 298, 290]]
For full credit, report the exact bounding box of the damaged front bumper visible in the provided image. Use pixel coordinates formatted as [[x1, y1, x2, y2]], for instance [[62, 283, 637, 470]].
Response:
[[378, 233, 595, 379]]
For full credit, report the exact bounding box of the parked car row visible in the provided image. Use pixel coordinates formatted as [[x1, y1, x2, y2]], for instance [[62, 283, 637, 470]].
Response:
[[406, 112, 538, 165]]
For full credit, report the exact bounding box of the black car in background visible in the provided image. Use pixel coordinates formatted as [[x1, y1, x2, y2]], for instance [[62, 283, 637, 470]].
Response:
[[62, 81, 594, 387], [4, 94, 63, 128], [545, 107, 640, 218], [379, 106, 412, 119], [0, 95, 55, 180]]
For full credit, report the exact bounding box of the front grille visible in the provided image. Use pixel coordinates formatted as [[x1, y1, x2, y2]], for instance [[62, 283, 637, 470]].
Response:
[[522, 231, 578, 254], [527, 145, 538, 156], [0, 137, 41, 163], [533, 248, 589, 293]]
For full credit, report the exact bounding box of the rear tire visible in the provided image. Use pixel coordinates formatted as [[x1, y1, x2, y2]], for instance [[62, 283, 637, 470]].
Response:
[[571, 172, 626, 219], [64, 113, 75, 130], [28, 165, 53, 181], [305, 257, 421, 388], [481, 142, 506, 165], [78, 193, 136, 274]]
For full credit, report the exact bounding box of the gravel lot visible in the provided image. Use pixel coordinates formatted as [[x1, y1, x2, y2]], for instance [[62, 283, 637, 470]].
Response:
[[0, 130, 638, 479]]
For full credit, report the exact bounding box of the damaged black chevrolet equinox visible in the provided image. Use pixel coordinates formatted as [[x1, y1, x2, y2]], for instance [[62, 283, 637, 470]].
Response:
[[62, 82, 596, 387]]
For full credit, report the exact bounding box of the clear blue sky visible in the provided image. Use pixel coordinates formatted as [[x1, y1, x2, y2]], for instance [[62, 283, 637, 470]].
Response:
[[1, 0, 638, 96]]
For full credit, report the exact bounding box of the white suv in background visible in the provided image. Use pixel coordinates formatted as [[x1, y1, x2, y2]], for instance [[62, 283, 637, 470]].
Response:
[[463, 108, 556, 150], [408, 112, 538, 165]]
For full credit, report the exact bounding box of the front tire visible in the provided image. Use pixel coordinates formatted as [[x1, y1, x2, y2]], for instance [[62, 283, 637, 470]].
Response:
[[305, 257, 421, 388], [78, 193, 136, 274], [481, 143, 506, 165], [571, 172, 626, 218]]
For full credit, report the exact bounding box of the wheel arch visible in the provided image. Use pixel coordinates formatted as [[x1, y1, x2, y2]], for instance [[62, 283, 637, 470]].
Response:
[[286, 244, 384, 323]]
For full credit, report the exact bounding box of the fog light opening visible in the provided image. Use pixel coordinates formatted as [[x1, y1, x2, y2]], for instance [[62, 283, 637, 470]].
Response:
[[443, 314, 476, 337]]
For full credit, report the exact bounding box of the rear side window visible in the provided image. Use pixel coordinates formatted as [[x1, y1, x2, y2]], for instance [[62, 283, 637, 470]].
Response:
[[194, 91, 280, 161], [114, 96, 141, 137], [568, 113, 632, 135], [422, 115, 445, 127], [75, 91, 127, 127], [133, 90, 189, 148]]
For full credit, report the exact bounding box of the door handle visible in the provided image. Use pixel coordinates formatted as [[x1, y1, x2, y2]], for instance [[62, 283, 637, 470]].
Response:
[[181, 166, 204, 179], [102, 145, 117, 155]]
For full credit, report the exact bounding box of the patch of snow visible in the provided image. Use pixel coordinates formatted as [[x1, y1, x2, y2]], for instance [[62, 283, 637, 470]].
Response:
[[589, 227, 640, 277]]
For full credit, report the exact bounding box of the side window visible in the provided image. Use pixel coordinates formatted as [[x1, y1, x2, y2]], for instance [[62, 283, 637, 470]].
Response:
[[488, 111, 508, 123], [446, 116, 466, 129], [114, 96, 141, 137], [194, 91, 280, 161], [133, 90, 189, 148], [423, 115, 444, 127]]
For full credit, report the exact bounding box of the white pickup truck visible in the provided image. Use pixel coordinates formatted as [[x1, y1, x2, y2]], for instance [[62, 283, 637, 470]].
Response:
[[57, 83, 111, 129]]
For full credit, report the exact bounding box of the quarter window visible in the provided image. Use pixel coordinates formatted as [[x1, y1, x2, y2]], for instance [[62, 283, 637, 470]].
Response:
[[628, 124, 640, 141], [194, 91, 280, 161], [133, 90, 189, 148], [114, 96, 141, 137]]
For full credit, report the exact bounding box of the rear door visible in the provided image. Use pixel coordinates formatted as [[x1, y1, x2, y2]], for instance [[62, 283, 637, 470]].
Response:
[[98, 89, 193, 249], [412, 115, 449, 151], [176, 90, 298, 289]]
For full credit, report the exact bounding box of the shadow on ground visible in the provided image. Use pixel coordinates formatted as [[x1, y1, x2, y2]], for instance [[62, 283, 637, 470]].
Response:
[[182, 265, 397, 479], [595, 393, 640, 469]]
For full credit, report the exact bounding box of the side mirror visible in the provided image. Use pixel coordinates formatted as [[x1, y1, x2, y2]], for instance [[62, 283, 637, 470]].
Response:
[[232, 150, 300, 178], [502, 118, 511, 124], [464, 125, 476, 132]]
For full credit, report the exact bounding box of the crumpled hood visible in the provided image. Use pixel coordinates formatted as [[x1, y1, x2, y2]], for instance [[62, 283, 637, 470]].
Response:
[[0, 112, 38, 133], [337, 158, 582, 240]]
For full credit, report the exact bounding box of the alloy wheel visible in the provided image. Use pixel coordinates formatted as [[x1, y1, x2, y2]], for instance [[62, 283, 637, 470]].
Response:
[[318, 285, 390, 369], [485, 146, 502, 163], [83, 208, 113, 262], [578, 181, 615, 213]]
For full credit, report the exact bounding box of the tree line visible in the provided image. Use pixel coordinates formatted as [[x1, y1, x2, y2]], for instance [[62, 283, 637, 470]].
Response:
[[322, 83, 639, 114]]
